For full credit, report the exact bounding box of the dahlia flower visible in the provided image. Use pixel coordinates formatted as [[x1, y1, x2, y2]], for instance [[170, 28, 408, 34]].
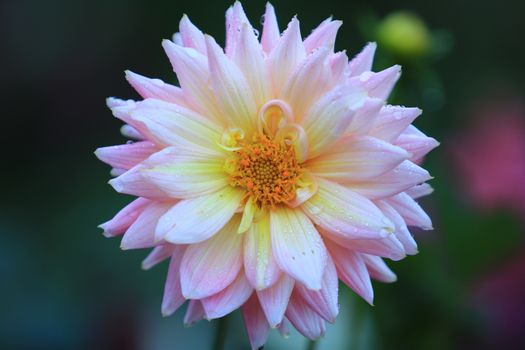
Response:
[[96, 2, 437, 348]]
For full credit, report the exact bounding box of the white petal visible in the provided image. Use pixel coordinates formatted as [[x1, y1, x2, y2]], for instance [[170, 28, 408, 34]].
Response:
[[370, 105, 422, 142], [244, 214, 281, 290], [270, 208, 327, 290], [347, 42, 377, 76], [385, 192, 433, 229], [302, 178, 394, 240], [125, 71, 187, 106], [201, 271, 253, 319], [121, 202, 173, 250], [179, 14, 206, 53], [206, 35, 257, 131], [180, 216, 243, 299], [268, 17, 306, 94], [307, 135, 409, 182], [257, 274, 294, 328], [303, 18, 342, 52], [261, 3, 280, 54], [156, 186, 245, 244]]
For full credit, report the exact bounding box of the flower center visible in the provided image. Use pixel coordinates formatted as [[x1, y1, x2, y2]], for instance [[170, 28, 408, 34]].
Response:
[[227, 133, 302, 208]]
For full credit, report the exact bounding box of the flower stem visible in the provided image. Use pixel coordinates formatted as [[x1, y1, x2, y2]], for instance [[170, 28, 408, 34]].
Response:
[[306, 340, 317, 350], [213, 317, 228, 350]]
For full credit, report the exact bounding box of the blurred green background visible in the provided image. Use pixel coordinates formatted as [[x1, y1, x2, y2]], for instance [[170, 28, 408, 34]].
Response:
[[1, 0, 525, 349]]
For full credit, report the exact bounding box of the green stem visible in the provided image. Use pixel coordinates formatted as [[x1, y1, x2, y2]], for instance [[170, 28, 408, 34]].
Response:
[[213, 317, 228, 350], [306, 340, 317, 350]]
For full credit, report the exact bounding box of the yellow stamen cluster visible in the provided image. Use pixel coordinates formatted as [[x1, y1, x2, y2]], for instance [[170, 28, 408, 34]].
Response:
[[228, 134, 302, 208]]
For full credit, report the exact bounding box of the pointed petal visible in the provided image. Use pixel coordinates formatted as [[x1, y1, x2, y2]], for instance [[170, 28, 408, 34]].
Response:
[[268, 17, 306, 94], [179, 14, 206, 53], [184, 300, 205, 326], [261, 2, 280, 54], [406, 183, 434, 199], [95, 141, 158, 170], [278, 318, 291, 338], [270, 208, 327, 290], [302, 178, 394, 240], [162, 40, 223, 121], [142, 244, 176, 270], [395, 133, 439, 163], [202, 271, 253, 319], [120, 202, 173, 250], [307, 135, 409, 182], [233, 22, 271, 108], [125, 71, 187, 106], [285, 290, 326, 340], [156, 186, 245, 244], [352, 65, 401, 99], [256, 274, 294, 327], [161, 245, 187, 316], [295, 254, 339, 322], [242, 294, 270, 350], [361, 254, 397, 283], [244, 214, 281, 290], [109, 165, 169, 199], [205, 35, 257, 131], [141, 146, 228, 199], [116, 98, 223, 150], [325, 231, 406, 261], [370, 106, 422, 142], [325, 239, 374, 304], [281, 47, 332, 120], [303, 19, 342, 52], [346, 97, 384, 135], [99, 198, 150, 237], [180, 216, 243, 299], [225, 2, 252, 56], [347, 160, 432, 199], [376, 200, 418, 255], [302, 84, 367, 158], [385, 192, 433, 229], [347, 42, 377, 76]]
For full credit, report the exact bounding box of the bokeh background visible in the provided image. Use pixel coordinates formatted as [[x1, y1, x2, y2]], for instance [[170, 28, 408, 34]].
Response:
[[2, 0, 525, 349]]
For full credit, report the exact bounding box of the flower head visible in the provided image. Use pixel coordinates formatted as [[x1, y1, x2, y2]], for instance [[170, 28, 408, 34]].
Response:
[[96, 2, 437, 348]]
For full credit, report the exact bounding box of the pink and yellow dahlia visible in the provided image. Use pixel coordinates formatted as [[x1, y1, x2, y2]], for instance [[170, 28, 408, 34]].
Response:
[[96, 2, 437, 348]]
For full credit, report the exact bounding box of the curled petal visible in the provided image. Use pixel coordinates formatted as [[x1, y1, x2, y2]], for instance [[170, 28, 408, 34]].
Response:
[[258, 99, 294, 138], [287, 171, 318, 208], [180, 216, 243, 299], [275, 123, 308, 163]]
